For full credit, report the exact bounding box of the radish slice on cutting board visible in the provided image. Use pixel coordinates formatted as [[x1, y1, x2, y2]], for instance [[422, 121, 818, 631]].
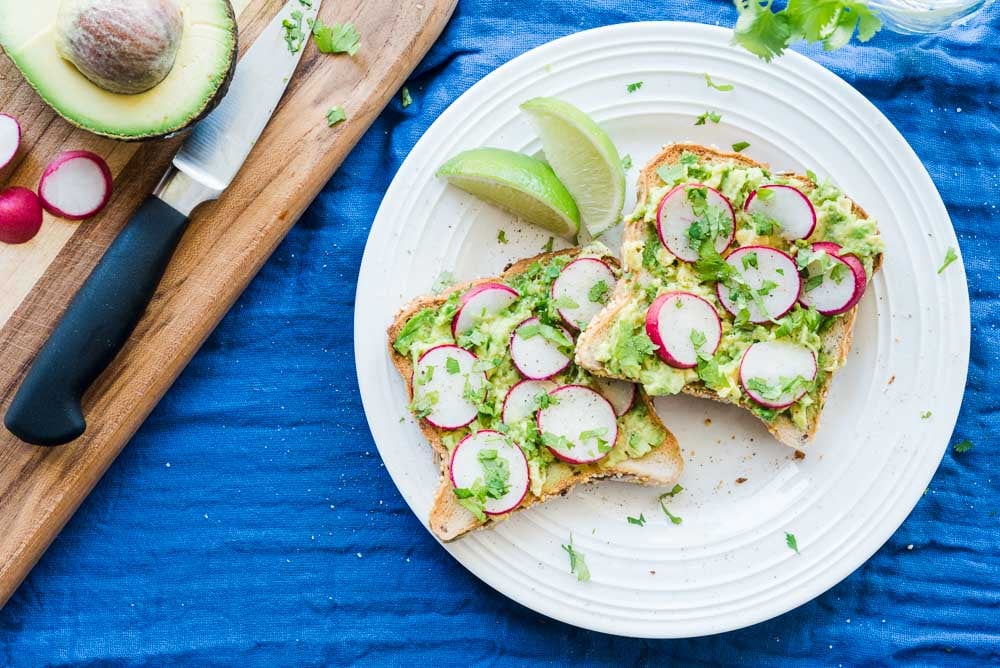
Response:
[[798, 243, 866, 316], [0, 114, 20, 171], [739, 341, 817, 409], [645, 291, 721, 369], [656, 184, 735, 262], [449, 430, 530, 515], [38, 150, 113, 220], [0, 186, 44, 245], [744, 184, 816, 241], [509, 317, 571, 380], [412, 344, 485, 430], [537, 384, 618, 464], [501, 379, 556, 424], [551, 257, 617, 330], [717, 246, 800, 323], [594, 377, 636, 417], [452, 282, 518, 337]]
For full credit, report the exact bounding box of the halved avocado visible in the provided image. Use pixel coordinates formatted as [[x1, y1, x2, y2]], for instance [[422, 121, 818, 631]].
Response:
[[0, 0, 237, 141]]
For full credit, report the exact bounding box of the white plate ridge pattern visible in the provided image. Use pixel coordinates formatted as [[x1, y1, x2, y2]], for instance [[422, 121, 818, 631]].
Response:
[[354, 22, 969, 638]]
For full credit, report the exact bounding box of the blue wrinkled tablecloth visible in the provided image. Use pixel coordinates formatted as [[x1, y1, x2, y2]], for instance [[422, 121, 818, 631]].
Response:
[[2, 1, 998, 664]]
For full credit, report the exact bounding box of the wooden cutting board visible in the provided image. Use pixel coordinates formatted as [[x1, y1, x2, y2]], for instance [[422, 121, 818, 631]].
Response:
[[0, 0, 456, 606]]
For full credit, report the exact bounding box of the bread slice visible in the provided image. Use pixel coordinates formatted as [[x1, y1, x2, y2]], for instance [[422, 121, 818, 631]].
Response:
[[388, 246, 683, 541], [576, 143, 884, 450]]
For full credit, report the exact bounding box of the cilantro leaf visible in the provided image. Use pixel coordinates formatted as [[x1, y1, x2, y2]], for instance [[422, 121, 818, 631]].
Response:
[[704, 73, 734, 91], [953, 439, 973, 453], [588, 280, 611, 304], [658, 484, 684, 525], [732, 141, 751, 153], [497, 229, 508, 244], [627, 513, 646, 527], [695, 110, 722, 126], [562, 536, 591, 581], [326, 107, 347, 127], [920, 411, 932, 419], [733, 0, 882, 61], [785, 531, 800, 553], [282, 11, 307, 54], [445, 357, 460, 374], [401, 86, 413, 108], [937, 247, 958, 274], [621, 154, 633, 171], [732, 0, 793, 62], [542, 236, 555, 253], [312, 19, 360, 56], [626, 81, 643, 93]]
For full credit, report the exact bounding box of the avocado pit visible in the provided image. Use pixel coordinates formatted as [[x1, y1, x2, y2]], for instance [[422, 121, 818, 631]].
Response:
[[55, 0, 184, 95]]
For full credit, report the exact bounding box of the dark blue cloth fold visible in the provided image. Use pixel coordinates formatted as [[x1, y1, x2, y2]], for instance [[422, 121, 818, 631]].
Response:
[[2, 1, 998, 664]]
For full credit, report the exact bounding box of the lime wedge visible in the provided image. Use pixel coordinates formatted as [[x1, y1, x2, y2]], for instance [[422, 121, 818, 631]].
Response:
[[436, 147, 580, 239], [520, 97, 625, 237]]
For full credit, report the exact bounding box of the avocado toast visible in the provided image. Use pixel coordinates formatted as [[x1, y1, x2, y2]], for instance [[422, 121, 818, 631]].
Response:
[[388, 244, 683, 541], [575, 144, 884, 449]]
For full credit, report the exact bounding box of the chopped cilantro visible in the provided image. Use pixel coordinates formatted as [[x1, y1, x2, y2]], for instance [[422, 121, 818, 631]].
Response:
[[579, 428, 610, 453], [830, 261, 849, 284], [937, 247, 958, 274], [626, 81, 643, 93], [326, 106, 347, 127], [518, 321, 572, 347], [553, 295, 580, 310], [732, 141, 751, 153], [401, 86, 413, 108], [920, 411, 932, 419], [657, 163, 686, 185], [312, 19, 360, 56], [704, 73, 734, 91], [621, 154, 633, 170], [695, 110, 722, 126], [562, 536, 591, 581], [806, 169, 818, 184], [497, 229, 508, 244], [409, 391, 438, 419], [417, 365, 435, 385], [478, 447, 511, 500], [588, 280, 611, 304], [534, 391, 557, 410], [690, 329, 709, 360], [752, 212, 779, 236], [953, 439, 973, 453], [658, 485, 683, 525], [785, 531, 799, 553], [282, 11, 306, 53], [615, 321, 659, 376], [392, 308, 435, 355], [627, 513, 646, 527], [542, 236, 555, 253], [742, 251, 759, 271], [453, 481, 487, 522], [804, 273, 824, 292], [541, 432, 574, 451], [445, 357, 460, 374]]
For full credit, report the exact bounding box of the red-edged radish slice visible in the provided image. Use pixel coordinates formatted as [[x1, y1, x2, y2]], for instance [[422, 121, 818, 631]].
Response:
[[744, 185, 816, 241], [412, 344, 485, 430], [811, 241, 841, 256], [739, 341, 817, 409], [645, 291, 721, 369], [501, 379, 556, 424], [551, 257, 617, 330], [594, 378, 636, 417], [509, 317, 571, 380], [537, 385, 618, 464], [449, 430, 530, 515], [0, 114, 20, 171], [717, 246, 800, 323], [38, 150, 113, 220], [451, 282, 519, 338], [0, 187, 44, 245], [840, 254, 868, 310], [798, 244, 865, 316], [656, 184, 735, 262]]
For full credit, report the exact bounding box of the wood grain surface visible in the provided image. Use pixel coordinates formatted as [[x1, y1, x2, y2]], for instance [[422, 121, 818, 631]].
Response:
[[0, 0, 456, 606]]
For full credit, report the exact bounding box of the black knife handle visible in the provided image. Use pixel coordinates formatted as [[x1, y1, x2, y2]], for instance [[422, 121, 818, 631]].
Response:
[[4, 196, 190, 446]]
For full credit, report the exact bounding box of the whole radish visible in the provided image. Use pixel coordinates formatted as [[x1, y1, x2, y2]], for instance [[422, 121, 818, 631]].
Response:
[[0, 187, 44, 244]]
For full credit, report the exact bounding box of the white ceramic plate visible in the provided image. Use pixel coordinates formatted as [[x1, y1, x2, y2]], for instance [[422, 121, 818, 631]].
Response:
[[354, 22, 969, 638]]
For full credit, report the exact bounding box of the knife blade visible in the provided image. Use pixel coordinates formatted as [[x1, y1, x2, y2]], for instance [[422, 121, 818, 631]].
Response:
[[5, 0, 323, 446]]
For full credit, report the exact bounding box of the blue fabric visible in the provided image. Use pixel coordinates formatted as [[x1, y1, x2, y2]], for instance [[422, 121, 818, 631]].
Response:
[[2, 1, 998, 664]]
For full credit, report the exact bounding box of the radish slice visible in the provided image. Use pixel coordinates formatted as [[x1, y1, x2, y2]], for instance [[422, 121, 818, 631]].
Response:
[[744, 185, 816, 241], [656, 184, 735, 262], [594, 377, 636, 417], [501, 379, 556, 424], [0, 187, 44, 245], [811, 241, 841, 256], [645, 291, 722, 369], [840, 254, 868, 310], [551, 257, 617, 330], [509, 317, 571, 380], [412, 344, 486, 430], [537, 385, 619, 464], [449, 430, 530, 515], [739, 341, 817, 409], [0, 114, 20, 171], [452, 282, 519, 337], [38, 150, 113, 220], [717, 246, 800, 323]]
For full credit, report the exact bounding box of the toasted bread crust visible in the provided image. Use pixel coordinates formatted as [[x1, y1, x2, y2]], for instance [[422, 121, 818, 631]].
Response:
[[387, 248, 683, 541], [576, 143, 883, 449]]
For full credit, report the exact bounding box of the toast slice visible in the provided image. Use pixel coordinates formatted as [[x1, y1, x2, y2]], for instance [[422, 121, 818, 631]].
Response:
[[388, 245, 683, 541], [576, 144, 884, 449]]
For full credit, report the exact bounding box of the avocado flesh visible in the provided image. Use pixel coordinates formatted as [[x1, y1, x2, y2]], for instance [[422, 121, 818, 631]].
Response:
[[0, 0, 237, 141]]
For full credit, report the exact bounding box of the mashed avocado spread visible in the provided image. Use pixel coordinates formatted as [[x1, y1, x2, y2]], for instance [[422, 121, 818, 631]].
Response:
[[599, 151, 884, 430], [393, 244, 667, 507]]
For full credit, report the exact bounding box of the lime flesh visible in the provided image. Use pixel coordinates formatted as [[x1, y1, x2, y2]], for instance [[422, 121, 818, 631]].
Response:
[[520, 97, 625, 237], [437, 147, 580, 240]]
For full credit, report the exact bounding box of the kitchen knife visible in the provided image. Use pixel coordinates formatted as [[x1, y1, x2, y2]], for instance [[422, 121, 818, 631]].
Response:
[[5, 0, 323, 446]]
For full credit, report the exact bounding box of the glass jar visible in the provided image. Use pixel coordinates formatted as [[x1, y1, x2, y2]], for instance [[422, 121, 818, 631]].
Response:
[[867, 0, 993, 34]]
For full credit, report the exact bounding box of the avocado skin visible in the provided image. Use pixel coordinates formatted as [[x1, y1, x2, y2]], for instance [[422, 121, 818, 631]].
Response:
[[4, 0, 238, 142]]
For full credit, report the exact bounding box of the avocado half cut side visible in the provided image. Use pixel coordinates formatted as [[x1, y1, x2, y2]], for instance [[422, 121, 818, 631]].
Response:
[[0, 0, 238, 141]]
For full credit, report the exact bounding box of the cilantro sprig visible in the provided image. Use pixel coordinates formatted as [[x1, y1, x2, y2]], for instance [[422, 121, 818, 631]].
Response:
[[732, 0, 882, 62]]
